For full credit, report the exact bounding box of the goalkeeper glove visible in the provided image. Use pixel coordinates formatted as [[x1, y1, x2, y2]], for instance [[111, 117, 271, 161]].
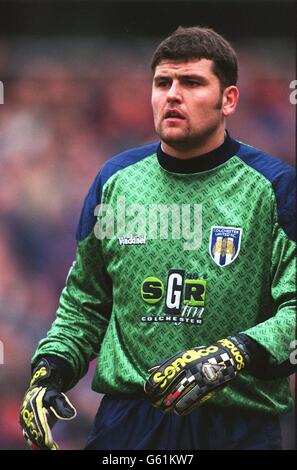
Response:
[[19, 357, 77, 450], [144, 335, 250, 416]]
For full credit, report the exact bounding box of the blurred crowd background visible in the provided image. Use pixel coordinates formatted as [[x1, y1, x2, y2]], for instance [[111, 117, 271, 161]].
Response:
[[0, 0, 295, 450]]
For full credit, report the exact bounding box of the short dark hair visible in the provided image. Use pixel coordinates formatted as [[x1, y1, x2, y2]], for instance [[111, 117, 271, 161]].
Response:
[[151, 26, 238, 89]]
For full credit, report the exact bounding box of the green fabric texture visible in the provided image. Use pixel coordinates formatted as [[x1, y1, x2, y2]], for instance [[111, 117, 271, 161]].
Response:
[[32, 152, 295, 415]]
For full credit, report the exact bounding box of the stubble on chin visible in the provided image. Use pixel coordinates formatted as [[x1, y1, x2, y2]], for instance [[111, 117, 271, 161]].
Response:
[[157, 122, 191, 146], [158, 120, 223, 153], [158, 125, 210, 150]]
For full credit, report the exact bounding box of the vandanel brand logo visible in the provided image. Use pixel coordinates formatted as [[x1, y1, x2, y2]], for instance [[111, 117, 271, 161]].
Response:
[[118, 234, 146, 245], [141, 268, 207, 326]]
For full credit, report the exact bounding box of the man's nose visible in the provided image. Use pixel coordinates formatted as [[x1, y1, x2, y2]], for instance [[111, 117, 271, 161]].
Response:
[[166, 81, 182, 102]]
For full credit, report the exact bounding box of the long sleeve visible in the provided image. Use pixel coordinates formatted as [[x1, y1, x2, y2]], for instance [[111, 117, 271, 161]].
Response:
[[31, 170, 112, 386], [242, 167, 296, 367]]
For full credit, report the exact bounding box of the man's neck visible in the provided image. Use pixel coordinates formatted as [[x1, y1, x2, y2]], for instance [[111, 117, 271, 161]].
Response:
[[157, 130, 239, 174], [161, 127, 226, 159]]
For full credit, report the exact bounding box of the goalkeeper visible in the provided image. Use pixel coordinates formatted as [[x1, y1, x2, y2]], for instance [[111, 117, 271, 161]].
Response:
[[20, 26, 296, 450]]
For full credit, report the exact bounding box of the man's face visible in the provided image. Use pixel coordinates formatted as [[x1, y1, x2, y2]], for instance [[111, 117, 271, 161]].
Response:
[[151, 59, 231, 153]]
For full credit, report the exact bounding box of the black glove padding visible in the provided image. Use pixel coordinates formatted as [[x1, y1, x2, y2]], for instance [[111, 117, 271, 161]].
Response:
[[20, 358, 77, 450], [144, 336, 250, 416]]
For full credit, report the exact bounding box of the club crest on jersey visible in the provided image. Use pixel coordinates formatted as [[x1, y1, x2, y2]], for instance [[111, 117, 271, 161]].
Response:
[[209, 226, 242, 267]]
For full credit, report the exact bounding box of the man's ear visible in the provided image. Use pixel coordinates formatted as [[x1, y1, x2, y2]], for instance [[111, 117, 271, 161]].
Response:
[[222, 85, 239, 117]]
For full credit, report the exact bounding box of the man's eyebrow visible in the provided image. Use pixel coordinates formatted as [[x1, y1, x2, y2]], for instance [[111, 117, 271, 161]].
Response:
[[179, 74, 209, 82], [153, 73, 209, 82], [153, 74, 171, 81]]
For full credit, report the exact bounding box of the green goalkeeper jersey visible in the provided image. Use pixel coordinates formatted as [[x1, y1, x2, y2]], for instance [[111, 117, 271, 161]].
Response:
[[32, 133, 296, 415]]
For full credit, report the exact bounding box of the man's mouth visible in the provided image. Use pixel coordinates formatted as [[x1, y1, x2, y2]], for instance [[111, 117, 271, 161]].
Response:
[[164, 109, 185, 120]]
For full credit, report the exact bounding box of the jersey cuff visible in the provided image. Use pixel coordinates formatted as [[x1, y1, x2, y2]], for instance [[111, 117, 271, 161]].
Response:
[[31, 354, 75, 391], [237, 333, 296, 379]]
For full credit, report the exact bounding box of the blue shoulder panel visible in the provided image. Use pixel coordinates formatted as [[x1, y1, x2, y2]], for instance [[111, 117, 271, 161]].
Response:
[[76, 142, 158, 241], [236, 141, 296, 241]]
